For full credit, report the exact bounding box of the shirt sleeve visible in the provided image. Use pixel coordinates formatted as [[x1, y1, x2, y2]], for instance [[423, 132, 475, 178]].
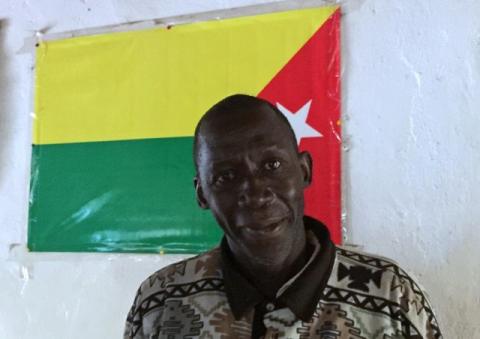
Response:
[[400, 272, 443, 339], [124, 287, 143, 339]]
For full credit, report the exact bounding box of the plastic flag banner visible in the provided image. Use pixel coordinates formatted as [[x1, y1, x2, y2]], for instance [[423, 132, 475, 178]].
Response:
[[29, 6, 341, 253]]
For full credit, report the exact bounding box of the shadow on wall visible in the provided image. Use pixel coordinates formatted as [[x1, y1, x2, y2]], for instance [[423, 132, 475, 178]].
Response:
[[0, 19, 11, 187]]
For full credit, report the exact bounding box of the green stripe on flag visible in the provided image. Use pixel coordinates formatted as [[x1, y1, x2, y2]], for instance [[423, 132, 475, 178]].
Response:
[[28, 137, 221, 253]]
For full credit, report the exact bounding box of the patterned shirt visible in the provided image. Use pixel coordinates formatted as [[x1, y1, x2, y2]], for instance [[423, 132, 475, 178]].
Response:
[[124, 217, 442, 338]]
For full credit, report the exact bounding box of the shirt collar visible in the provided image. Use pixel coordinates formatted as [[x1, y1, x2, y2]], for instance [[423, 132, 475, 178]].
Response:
[[220, 216, 336, 322]]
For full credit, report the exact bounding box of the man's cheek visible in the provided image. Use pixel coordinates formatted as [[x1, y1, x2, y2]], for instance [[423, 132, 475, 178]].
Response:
[[210, 202, 233, 226], [279, 179, 302, 200]]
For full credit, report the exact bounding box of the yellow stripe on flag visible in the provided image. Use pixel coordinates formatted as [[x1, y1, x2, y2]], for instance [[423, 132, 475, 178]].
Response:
[[34, 6, 338, 145]]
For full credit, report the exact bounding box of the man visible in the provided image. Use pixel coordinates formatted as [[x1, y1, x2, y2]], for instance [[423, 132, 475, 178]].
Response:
[[124, 95, 442, 338]]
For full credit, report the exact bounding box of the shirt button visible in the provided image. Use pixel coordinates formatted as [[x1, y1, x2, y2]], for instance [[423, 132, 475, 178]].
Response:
[[265, 303, 275, 311]]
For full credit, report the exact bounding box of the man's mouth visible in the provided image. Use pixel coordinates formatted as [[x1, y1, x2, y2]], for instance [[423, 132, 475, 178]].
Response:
[[241, 216, 288, 237]]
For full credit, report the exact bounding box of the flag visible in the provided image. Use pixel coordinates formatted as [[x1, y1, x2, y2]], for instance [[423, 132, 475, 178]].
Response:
[[29, 6, 341, 253]]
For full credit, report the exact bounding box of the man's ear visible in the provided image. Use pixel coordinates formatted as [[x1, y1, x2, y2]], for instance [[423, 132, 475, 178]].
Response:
[[298, 151, 313, 187], [193, 176, 209, 209]]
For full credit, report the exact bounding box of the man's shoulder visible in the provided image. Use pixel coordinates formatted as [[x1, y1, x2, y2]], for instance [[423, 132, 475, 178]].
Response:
[[331, 245, 427, 299], [328, 245, 442, 338], [136, 247, 223, 297], [124, 248, 225, 338], [335, 245, 404, 274]]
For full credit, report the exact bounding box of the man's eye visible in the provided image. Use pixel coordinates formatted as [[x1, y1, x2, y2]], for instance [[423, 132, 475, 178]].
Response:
[[264, 160, 281, 171], [214, 170, 236, 185]]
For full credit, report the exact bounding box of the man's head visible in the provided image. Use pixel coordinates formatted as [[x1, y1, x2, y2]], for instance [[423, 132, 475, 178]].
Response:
[[193, 94, 312, 266]]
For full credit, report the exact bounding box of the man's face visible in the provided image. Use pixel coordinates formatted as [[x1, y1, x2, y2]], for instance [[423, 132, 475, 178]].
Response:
[[195, 105, 312, 265]]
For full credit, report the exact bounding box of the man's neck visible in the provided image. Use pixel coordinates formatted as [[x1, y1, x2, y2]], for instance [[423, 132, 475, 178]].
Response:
[[229, 229, 308, 299]]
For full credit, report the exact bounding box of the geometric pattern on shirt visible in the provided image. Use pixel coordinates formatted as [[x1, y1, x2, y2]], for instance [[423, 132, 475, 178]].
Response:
[[128, 278, 224, 337], [338, 248, 425, 306], [264, 308, 298, 327], [322, 286, 420, 337], [209, 306, 252, 338], [337, 262, 383, 292], [188, 292, 228, 317], [148, 262, 187, 288], [337, 248, 442, 338], [125, 234, 443, 339], [297, 302, 366, 339], [149, 299, 203, 338]]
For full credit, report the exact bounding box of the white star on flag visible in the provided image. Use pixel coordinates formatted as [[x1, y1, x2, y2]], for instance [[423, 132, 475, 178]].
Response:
[[276, 100, 323, 145]]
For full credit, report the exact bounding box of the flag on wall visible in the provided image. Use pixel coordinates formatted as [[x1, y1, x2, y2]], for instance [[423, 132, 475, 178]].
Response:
[[29, 6, 341, 253]]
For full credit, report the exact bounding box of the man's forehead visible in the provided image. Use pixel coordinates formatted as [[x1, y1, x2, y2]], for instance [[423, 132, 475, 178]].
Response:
[[201, 136, 289, 156], [194, 99, 299, 172], [196, 126, 298, 172]]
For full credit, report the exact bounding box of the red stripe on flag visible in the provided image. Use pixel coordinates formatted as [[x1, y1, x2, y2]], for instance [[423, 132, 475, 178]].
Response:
[[258, 9, 342, 243]]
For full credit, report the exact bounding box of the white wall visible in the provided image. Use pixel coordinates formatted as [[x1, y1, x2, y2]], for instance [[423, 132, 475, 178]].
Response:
[[0, 0, 478, 338]]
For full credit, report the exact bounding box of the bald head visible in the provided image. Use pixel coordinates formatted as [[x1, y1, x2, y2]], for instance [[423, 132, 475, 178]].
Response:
[[193, 94, 298, 173]]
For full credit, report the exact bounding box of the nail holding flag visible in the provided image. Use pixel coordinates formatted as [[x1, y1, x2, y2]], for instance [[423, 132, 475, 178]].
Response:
[[29, 6, 341, 253]]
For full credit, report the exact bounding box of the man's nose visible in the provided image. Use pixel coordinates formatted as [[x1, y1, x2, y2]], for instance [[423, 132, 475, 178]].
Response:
[[237, 176, 274, 208]]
